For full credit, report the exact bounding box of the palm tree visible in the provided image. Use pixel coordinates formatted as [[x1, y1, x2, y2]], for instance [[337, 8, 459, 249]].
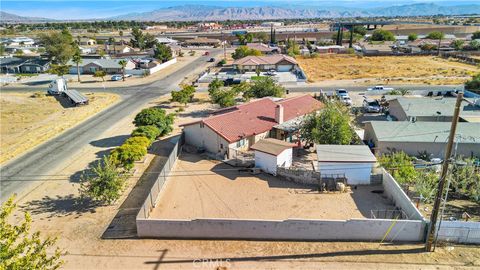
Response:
[[118, 60, 127, 81], [72, 50, 82, 82], [119, 30, 124, 44]]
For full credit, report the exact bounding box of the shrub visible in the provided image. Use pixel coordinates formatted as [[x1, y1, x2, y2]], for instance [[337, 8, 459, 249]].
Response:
[[371, 29, 395, 41], [131, 125, 160, 141], [124, 136, 151, 148], [243, 77, 285, 99], [133, 107, 174, 136], [217, 59, 226, 66], [80, 156, 129, 204], [379, 151, 417, 184], [110, 143, 147, 170], [171, 84, 195, 107]]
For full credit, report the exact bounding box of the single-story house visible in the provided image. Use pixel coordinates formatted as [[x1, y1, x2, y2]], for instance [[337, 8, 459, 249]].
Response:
[[183, 38, 221, 47], [388, 97, 480, 122], [68, 58, 135, 74], [19, 58, 50, 73], [3, 37, 35, 46], [104, 44, 135, 55], [78, 38, 97, 46], [316, 145, 377, 185], [364, 121, 480, 158], [1, 57, 28, 73], [156, 37, 178, 45], [361, 43, 393, 55], [251, 138, 296, 175], [246, 43, 279, 54], [181, 95, 323, 159], [316, 45, 346, 54], [232, 55, 298, 72]]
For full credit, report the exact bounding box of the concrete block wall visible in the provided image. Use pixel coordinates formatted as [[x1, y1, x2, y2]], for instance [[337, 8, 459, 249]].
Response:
[[437, 221, 480, 244], [382, 169, 425, 221], [137, 218, 426, 242], [276, 167, 320, 186]]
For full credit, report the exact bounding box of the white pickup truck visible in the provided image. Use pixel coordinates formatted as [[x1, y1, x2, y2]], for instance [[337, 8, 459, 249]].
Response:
[[367, 85, 394, 91]]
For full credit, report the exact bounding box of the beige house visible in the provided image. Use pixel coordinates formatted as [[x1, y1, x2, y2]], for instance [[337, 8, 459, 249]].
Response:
[[68, 58, 135, 74], [232, 55, 298, 72]]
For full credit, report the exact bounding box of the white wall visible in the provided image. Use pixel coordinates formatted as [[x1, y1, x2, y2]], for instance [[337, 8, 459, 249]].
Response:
[[318, 162, 373, 185], [255, 148, 292, 175], [437, 221, 480, 244], [137, 217, 426, 242], [184, 123, 229, 157]]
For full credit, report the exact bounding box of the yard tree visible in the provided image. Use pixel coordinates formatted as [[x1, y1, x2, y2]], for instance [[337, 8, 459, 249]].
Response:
[[426, 31, 445, 40], [48, 64, 70, 77], [236, 33, 246, 45], [231, 46, 261, 59], [118, 59, 128, 81], [472, 31, 480, 40], [93, 70, 107, 82], [110, 143, 147, 170], [80, 156, 129, 204], [414, 170, 438, 203], [245, 33, 254, 43], [286, 39, 300, 56], [0, 196, 63, 270], [450, 159, 480, 203], [408, 33, 418, 41], [208, 78, 224, 93], [154, 43, 173, 62], [0, 44, 5, 55], [243, 77, 285, 99], [452, 40, 465, 50], [144, 33, 158, 49], [371, 29, 395, 41], [469, 40, 480, 50], [378, 151, 418, 184], [255, 32, 269, 43], [39, 29, 76, 65], [353, 26, 367, 36], [465, 73, 480, 91], [130, 27, 145, 49], [131, 125, 161, 142], [133, 107, 174, 136], [72, 50, 82, 82], [124, 135, 151, 149], [300, 102, 353, 145], [171, 84, 196, 107]]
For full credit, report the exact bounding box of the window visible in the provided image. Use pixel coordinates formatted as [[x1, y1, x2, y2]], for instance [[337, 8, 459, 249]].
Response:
[[220, 143, 223, 149], [236, 139, 246, 148]]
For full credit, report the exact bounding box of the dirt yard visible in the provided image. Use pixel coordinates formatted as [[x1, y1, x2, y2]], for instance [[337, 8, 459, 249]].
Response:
[[150, 152, 394, 220], [298, 55, 479, 85], [0, 92, 119, 164]]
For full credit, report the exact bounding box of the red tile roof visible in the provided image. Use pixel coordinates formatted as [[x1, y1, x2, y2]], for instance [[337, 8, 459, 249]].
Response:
[[232, 55, 298, 66], [181, 95, 323, 143]]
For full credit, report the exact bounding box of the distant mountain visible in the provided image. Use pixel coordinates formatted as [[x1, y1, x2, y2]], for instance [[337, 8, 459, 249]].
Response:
[[110, 3, 480, 21], [0, 11, 54, 23]]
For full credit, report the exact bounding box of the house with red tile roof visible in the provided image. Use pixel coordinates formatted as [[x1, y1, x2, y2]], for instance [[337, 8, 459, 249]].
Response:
[[245, 43, 279, 54], [232, 55, 298, 72], [181, 95, 323, 159]]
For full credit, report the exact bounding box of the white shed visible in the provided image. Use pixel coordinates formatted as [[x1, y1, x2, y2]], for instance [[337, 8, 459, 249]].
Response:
[[251, 138, 295, 175], [316, 145, 377, 185]]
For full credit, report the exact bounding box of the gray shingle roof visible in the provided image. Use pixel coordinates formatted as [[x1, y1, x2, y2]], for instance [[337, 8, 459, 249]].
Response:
[[316, 145, 377, 163], [395, 97, 480, 118]]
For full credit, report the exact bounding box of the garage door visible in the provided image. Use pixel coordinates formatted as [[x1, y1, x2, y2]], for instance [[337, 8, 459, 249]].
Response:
[[277, 65, 292, 72]]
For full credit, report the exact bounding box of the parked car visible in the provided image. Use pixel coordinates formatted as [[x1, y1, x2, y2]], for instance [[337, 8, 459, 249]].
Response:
[[204, 51, 210, 56], [224, 78, 241, 86], [335, 89, 349, 98], [363, 98, 381, 113], [265, 70, 276, 76], [208, 58, 215, 62], [111, 74, 132, 81], [340, 96, 352, 106], [367, 85, 394, 91]]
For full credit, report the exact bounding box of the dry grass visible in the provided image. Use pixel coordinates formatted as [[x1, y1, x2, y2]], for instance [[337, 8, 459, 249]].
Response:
[[0, 92, 119, 164], [298, 55, 479, 85]]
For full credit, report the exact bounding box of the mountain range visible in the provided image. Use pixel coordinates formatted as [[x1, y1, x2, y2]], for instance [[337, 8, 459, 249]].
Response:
[[2, 3, 480, 22]]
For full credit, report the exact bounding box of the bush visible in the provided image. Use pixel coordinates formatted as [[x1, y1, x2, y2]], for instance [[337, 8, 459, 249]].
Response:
[[110, 143, 147, 170], [426, 31, 445, 40], [414, 171, 438, 203], [131, 125, 160, 141], [171, 84, 195, 106], [124, 136, 151, 148], [133, 107, 174, 136], [371, 29, 395, 41], [243, 77, 285, 99], [80, 156, 129, 204], [217, 59, 226, 67], [379, 151, 417, 184]]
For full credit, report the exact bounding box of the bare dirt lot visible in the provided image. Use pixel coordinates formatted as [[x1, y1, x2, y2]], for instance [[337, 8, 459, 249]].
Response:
[[151, 152, 393, 220], [298, 55, 479, 85], [0, 92, 119, 164]]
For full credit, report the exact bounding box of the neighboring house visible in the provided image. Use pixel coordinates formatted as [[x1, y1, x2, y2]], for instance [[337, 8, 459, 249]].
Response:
[[181, 95, 323, 159], [183, 38, 221, 47], [316, 45, 346, 54], [316, 145, 377, 185], [251, 138, 295, 175], [360, 43, 394, 55], [68, 58, 135, 74], [156, 37, 178, 45], [79, 38, 97, 46], [3, 37, 35, 46], [246, 43, 279, 54], [232, 55, 298, 72], [19, 58, 50, 73], [104, 44, 135, 55], [78, 46, 97, 54], [364, 121, 480, 158], [0, 57, 50, 73], [0, 57, 27, 73], [388, 97, 480, 122]]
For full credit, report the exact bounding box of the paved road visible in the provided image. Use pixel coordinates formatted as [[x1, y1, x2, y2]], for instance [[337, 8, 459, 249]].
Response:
[[286, 84, 464, 93], [0, 50, 221, 201]]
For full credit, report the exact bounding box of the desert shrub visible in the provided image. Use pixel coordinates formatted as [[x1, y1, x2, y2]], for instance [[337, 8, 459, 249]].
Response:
[[379, 151, 418, 184], [243, 77, 285, 99], [131, 125, 160, 142], [110, 143, 147, 170], [124, 136, 151, 148], [133, 107, 174, 136]]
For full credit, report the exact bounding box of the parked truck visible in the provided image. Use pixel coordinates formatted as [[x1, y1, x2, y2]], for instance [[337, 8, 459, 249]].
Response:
[[367, 85, 394, 91], [47, 78, 89, 106]]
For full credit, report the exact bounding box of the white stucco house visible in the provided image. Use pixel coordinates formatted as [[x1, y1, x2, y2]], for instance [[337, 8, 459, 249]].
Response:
[[251, 138, 296, 175], [316, 145, 377, 185]]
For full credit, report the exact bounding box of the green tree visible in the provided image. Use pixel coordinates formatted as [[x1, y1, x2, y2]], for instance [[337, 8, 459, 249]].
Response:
[[131, 125, 161, 142], [0, 196, 63, 270], [231, 46, 261, 59], [286, 39, 300, 56], [236, 33, 246, 45], [371, 29, 395, 41], [245, 33, 254, 43], [48, 64, 70, 77], [154, 43, 173, 62], [130, 27, 144, 49], [465, 73, 480, 91], [469, 40, 480, 50], [452, 40, 465, 50], [93, 70, 107, 82], [408, 33, 418, 42], [171, 84, 195, 107], [0, 44, 6, 55], [118, 59, 127, 81], [472, 31, 480, 40], [450, 159, 480, 203], [133, 107, 174, 136], [110, 143, 147, 170], [144, 33, 158, 49], [80, 156, 129, 204], [124, 136, 151, 148], [72, 50, 82, 82], [378, 151, 418, 184], [243, 77, 285, 99], [353, 26, 367, 36], [426, 31, 445, 40], [255, 32, 269, 43], [414, 170, 438, 203], [300, 102, 353, 145], [39, 29, 76, 64]]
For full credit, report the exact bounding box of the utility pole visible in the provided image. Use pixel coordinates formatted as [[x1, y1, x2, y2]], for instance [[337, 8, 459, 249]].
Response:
[[425, 92, 463, 252], [221, 30, 226, 61]]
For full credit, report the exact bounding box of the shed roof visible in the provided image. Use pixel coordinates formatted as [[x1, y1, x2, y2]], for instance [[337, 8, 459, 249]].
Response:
[[251, 138, 296, 156], [366, 121, 480, 144], [316, 145, 377, 163]]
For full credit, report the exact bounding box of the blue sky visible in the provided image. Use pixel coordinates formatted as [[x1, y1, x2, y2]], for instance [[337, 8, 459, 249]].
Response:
[[2, 0, 478, 20]]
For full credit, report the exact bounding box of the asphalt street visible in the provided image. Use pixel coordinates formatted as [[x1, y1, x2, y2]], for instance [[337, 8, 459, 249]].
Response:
[[0, 50, 222, 201]]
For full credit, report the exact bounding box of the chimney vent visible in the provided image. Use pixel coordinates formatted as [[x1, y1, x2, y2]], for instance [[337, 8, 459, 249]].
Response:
[[275, 104, 284, 124]]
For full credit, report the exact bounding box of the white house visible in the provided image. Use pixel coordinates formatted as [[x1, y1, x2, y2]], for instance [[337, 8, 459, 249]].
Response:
[[251, 138, 295, 175], [316, 145, 377, 185]]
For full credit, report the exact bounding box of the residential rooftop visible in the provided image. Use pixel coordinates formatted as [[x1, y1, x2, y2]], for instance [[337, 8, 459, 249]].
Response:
[[316, 145, 377, 163], [394, 97, 480, 118], [232, 55, 298, 66], [251, 138, 296, 156]]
